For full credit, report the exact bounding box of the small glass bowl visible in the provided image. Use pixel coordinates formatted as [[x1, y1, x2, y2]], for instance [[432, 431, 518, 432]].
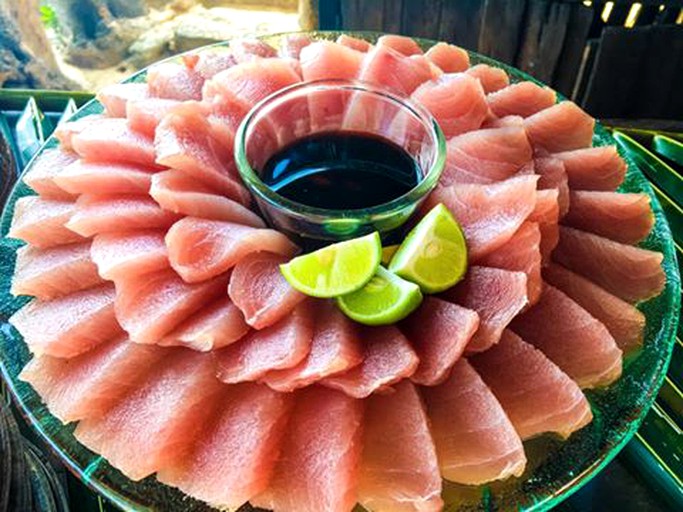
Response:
[[234, 79, 446, 247]]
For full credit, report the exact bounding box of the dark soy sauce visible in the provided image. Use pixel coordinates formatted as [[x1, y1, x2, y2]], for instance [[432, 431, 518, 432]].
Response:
[[260, 131, 421, 210]]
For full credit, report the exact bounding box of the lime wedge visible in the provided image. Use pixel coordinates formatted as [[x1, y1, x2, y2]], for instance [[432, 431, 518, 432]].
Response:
[[388, 203, 467, 293], [381, 245, 399, 265], [337, 266, 423, 325], [280, 232, 381, 298]]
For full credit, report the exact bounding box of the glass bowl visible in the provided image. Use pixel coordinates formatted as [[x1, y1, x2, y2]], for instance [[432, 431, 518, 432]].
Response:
[[0, 31, 679, 512]]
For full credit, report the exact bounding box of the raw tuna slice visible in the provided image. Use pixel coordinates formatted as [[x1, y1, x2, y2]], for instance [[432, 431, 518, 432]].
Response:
[[66, 195, 181, 237], [154, 104, 251, 206], [74, 349, 224, 481], [215, 302, 314, 383], [9, 283, 121, 358], [252, 386, 362, 512], [440, 124, 533, 185], [300, 41, 363, 81], [358, 45, 433, 95], [535, 156, 569, 217], [97, 83, 149, 117], [359, 381, 443, 512], [9, 196, 84, 248], [553, 226, 665, 302], [524, 102, 595, 152], [422, 359, 526, 484], [54, 115, 105, 151], [411, 74, 488, 138], [555, 146, 626, 191], [471, 330, 592, 439], [228, 252, 305, 329], [90, 230, 168, 281], [280, 33, 313, 59], [400, 297, 479, 386], [424, 175, 538, 260], [322, 325, 418, 398], [191, 50, 237, 79], [466, 64, 510, 93], [147, 61, 203, 100], [563, 191, 653, 244], [529, 189, 560, 262], [442, 266, 528, 353], [229, 38, 278, 61], [377, 34, 423, 55], [115, 269, 227, 345], [262, 300, 363, 392], [11, 242, 104, 300], [19, 336, 165, 422], [336, 34, 371, 52], [157, 383, 292, 510], [511, 284, 622, 388], [149, 170, 264, 228], [71, 118, 159, 168], [543, 263, 645, 352], [55, 160, 153, 196], [160, 296, 249, 351], [22, 148, 77, 200], [425, 42, 469, 73], [478, 222, 543, 305], [487, 82, 556, 118], [126, 98, 182, 137], [166, 217, 298, 283]]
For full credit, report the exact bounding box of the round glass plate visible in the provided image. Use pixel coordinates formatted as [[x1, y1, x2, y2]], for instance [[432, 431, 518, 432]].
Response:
[[0, 31, 680, 512]]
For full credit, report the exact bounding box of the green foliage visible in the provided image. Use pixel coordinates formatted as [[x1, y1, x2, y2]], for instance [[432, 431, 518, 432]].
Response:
[[39, 4, 58, 30]]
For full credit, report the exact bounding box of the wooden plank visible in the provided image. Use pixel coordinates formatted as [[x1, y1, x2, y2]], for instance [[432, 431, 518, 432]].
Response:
[[401, 0, 442, 38], [340, 0, 384, 31], [477, 0, 526, 65], [553, 2, 593, 97], [438, 0, 486, 50]]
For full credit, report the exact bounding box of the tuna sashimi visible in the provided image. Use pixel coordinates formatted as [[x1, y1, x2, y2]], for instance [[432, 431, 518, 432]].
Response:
[[478, 222, 542, 305], [74, 349, 224, 481], [336, 34, 371, 52], [543, 263, 645, 352], [158, 383, 292, 510], [377, 34, 423, 55], [555, 146, 626, 191], [70, 117, 159, 168], [322, 325, 418, 398], [9, 196, 84, 248], [90, 230, 169, 281], [11, 242, 104, 300], [553, 226, 665, 302], [524, 102, 595, 152], [529, 188, 560, 262], [440, 124, 533, 185], [535, 156, 569, 217], [53, 115, 105, 151], [97, 83, 149, 117], [66, 194, 181, 237], [411, 74, 488, 138], [9, 283, 121, 358], [252, 386, 362, 512], [166, 217, 299, 283], [299, 41, 363, 81], [262, 300, 362, 392], [424, 175, 538, 260], [228, 252, 306, 329], [160, 296, 250, 351], [466, 64, 510, 93], [115, 269, 227, 345], [19, 336, 165, 423], [442, 266, 528, 353], [126, 97, 182, 137], [422, 359, 526, 485], [358, 45, 433, 95], [149, 170, 264, 228], [54, 160, 153, 196], [359, 381, 443, 512], [425, 42, 469, 73], [229, 38, 278, 61], [215, 302, 314, 383], [487, 82, 556, 118], [563, 191, 653, 244], [22, 148, 77, 200], [471, 330, 592, 440], [147, 61, 203, 100], [280, 33, 313, 59], [511, 284, 622, 388], [192, 49, 238, 79], [154, 104, 251, 206], [400, 297, 479, 386]]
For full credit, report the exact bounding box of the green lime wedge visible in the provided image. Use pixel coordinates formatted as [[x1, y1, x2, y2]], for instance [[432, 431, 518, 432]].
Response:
[[280, 231, 381, 298], [388, 203, 467, 293], [337, 266, 423, 325], [381, 245, 399, 266]]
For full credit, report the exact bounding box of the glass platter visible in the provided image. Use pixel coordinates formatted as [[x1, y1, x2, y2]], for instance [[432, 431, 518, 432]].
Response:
[[0, 31, 680, 512]]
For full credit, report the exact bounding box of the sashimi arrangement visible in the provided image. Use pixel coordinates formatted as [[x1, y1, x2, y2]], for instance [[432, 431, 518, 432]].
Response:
[[0, 31, 677, 512]]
